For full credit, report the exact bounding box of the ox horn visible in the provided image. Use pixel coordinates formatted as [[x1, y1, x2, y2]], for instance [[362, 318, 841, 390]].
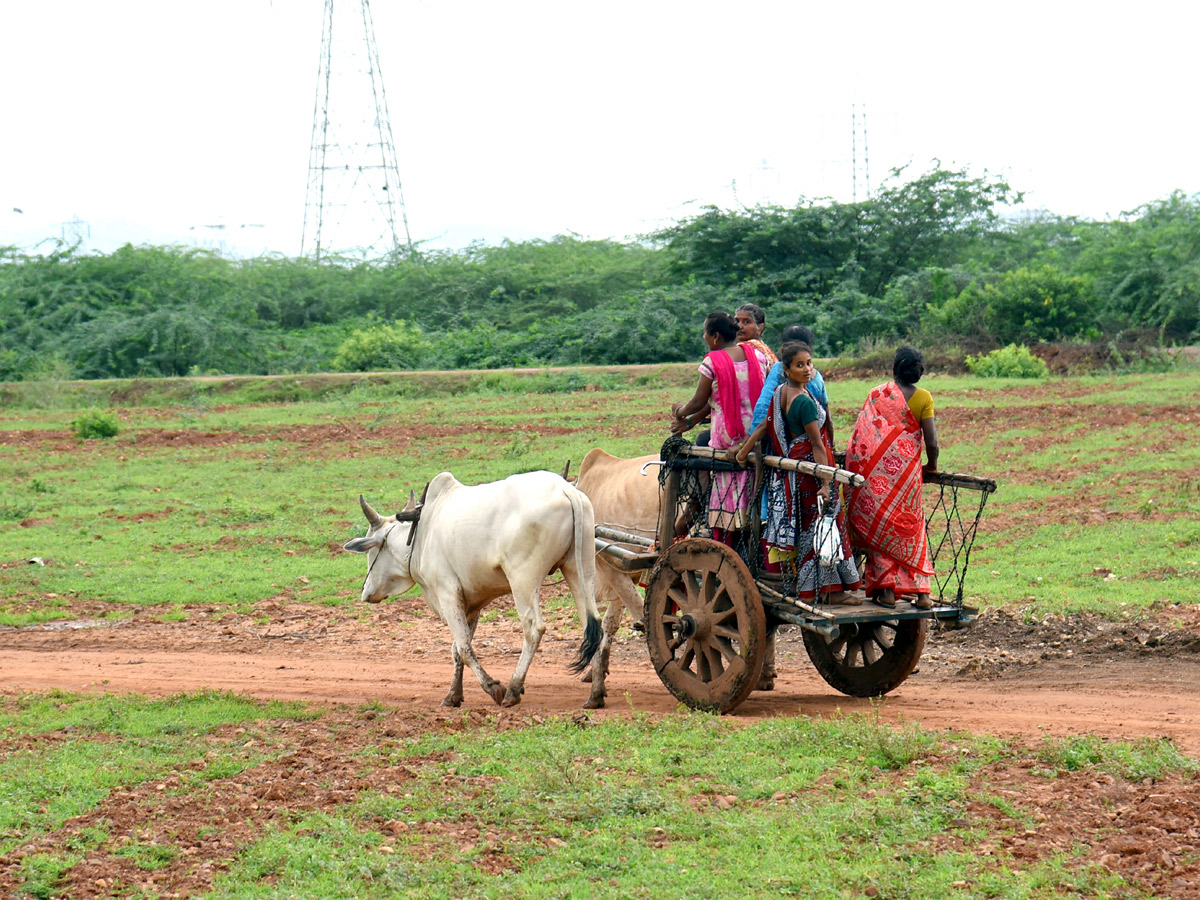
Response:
[[359, 494, 384, 528], [393, 486, 425, 522]]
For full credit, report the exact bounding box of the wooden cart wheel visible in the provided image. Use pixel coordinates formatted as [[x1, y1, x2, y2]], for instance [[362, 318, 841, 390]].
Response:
[[802, 617, 928, 698], [644, 538, 767, 714]]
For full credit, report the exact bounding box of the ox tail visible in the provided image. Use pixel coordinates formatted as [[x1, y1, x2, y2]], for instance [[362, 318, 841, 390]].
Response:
[[571, 614, 603, 675], [565, 483, 602, 675]]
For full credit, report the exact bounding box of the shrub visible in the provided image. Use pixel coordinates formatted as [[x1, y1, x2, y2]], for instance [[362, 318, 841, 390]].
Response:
[[934, 265, 1095, 345], [964, 344, 1048, 378], [70, 409, 120, 439], [330, 321, 432, 372]]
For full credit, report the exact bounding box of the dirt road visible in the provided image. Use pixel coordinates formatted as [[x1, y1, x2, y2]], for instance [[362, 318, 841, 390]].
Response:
[[4, 598, 1198, 754]]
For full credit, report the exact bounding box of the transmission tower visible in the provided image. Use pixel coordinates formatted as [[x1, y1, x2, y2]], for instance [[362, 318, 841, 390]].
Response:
[[302, 0, 413, 259], [850, 103, 871, 203]]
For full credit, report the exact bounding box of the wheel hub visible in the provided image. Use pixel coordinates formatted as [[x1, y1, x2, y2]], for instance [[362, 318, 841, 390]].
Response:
[[677, 614, 702, 642]]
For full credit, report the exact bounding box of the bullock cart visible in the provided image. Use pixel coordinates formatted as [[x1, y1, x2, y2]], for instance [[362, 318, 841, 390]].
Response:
[[593, 438, 996, 713]]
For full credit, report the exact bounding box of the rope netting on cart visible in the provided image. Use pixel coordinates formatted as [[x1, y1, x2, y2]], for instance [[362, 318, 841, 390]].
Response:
[[921, 473, 997, 604], [659, 436, 996, 608], [657, 436, 762, 571]]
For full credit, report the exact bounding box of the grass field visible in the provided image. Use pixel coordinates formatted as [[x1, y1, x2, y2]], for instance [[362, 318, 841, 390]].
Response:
[[2, 366, 1199, 898], [2, 367, 1198, 626], [3, 691, 1196, 900]]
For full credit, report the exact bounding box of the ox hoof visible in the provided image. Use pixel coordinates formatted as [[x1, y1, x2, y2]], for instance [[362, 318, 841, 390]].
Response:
[[583, 695, 606, 710], [487, 683, 507, 705], [440, 698, 463, 708], [500, 692, 522, 708], [580, 670, 593, 684], [756, 673, 777, 692]]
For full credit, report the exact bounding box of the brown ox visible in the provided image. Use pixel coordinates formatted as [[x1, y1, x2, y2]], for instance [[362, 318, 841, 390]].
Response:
[[572, 448, 779, 707], [572, 449, 661, 708]]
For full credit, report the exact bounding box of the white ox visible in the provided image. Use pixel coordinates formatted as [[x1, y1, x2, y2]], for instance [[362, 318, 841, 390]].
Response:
[[343, 470, 602, 708], [572, 449, 661, 708]]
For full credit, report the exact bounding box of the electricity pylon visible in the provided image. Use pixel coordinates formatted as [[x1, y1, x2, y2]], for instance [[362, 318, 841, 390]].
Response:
[[851, 102, 871, 204], [302, 0, 413, 259]]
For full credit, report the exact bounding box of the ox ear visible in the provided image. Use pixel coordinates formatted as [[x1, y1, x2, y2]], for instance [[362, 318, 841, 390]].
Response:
[[359, 494, 383, 528], [343, 533, 384, 553]]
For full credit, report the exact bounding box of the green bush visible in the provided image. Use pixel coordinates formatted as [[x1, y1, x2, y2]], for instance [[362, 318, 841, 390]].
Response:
[[70, 409, 120, 439], [964, 344, 1048, 378], [330, 320, 432, 372], [935, 265, 1094, 345]]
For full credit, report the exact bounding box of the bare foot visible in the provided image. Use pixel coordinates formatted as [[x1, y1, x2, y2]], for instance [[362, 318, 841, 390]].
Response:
[[825, 591, 862, 606]]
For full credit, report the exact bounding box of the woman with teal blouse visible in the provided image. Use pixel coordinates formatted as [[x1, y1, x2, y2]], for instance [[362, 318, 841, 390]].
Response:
[[736, 342, 861, 602]]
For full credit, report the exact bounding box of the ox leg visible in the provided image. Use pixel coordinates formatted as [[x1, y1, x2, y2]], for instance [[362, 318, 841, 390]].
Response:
[[440, 612, 481, 708], [583, 595, 621, 709], [581, 564, 622, 681], [582, 564, 644, 708], [502, 580, 547, 707], [612, 564, 646, 628], [439, 588, 505, 706], [579, 582, 608, 684], [443, 645, 466, 708], [757, 627, 778, 691]]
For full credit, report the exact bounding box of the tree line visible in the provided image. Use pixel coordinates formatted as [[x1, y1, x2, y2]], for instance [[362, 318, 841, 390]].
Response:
[[1, 166, 1196, 380]]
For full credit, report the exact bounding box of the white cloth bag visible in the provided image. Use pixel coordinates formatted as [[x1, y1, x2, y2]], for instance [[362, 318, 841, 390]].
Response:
[[814, 497, 844, 567]]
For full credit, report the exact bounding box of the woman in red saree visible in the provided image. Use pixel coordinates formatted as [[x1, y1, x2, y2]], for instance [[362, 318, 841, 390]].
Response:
[[845, 347, 940, 609]]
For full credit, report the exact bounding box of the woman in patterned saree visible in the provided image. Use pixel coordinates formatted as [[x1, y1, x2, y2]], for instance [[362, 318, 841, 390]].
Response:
[[735, 342, 860, 602], [845, 346, 940, 609], [670, 312, 767, 541]]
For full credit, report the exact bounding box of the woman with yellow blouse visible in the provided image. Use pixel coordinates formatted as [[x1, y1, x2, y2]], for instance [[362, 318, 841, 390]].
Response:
[[845, 347, 940, 609]]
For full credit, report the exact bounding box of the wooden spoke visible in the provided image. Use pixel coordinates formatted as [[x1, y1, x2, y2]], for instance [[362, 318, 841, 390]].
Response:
[[713, 636, 739, 665]]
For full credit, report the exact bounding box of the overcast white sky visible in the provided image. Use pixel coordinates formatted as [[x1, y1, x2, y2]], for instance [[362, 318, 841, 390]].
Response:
[[1, 0, 1196, 258]]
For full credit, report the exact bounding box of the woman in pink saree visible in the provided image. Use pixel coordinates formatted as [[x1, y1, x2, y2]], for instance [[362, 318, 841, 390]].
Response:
[[671, 312, 767, 540], [845, 347, 940, 609]]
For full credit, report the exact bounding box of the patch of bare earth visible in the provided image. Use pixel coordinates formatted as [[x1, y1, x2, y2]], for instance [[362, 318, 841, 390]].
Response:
[[925, 762, 1200, 899], [0, 706, 536, 898], [3, 675, 1198, 897]]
